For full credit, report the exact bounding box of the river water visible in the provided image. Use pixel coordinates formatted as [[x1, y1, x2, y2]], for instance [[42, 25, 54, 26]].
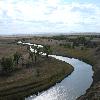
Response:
[[18, 41, 93, 100], [26, 55, 93, 100]]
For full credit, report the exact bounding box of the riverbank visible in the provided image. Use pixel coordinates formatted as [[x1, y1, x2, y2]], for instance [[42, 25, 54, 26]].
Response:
[[51, 45, 100, 100], [0, 36, 99, 100], [0, 56, 73, 100]]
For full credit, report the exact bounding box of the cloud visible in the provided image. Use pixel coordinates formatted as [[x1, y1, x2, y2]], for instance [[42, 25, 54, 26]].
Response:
[[0, 0, 100, 34]]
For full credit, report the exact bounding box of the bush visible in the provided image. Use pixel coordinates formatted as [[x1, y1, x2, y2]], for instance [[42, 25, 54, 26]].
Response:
[[1, 57, 14, 73], [13, 52, 21, 65]]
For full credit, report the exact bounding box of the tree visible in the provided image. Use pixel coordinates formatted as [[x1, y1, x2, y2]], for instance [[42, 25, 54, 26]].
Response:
[[43, 45, 52, 58], [20, 56, 24, 66], [29, 50, 34, 62], [76, 36, 86, 45], [27, 45, 30, 52], [1, 57, 14, 73], [28, 46, 38, 64], [29, 45, 43, 64], [32, 46, 39, 63], [13, 52, 21, 65]]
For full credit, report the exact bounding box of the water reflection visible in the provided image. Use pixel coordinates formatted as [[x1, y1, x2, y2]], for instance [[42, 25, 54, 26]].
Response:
[[26, 56, 93, 100]]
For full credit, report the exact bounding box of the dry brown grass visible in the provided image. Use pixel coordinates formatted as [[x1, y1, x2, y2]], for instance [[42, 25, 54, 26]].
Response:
[[0, 37, 73, 100]]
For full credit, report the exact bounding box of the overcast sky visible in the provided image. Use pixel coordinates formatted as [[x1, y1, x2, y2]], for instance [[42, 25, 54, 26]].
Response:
[[0, 0, 100, 35]]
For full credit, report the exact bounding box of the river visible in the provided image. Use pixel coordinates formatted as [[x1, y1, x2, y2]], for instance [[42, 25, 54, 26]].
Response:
[[18, 41, 94, 100]]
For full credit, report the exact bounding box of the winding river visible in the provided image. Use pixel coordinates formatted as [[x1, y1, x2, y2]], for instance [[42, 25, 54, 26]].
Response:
[[18, 41, 94, 100]]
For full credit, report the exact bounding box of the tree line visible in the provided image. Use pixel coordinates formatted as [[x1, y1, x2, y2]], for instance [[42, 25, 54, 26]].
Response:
[[0, 44, 52, 75]]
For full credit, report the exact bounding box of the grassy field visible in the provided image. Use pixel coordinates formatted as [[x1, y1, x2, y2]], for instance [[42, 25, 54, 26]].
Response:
[[0, 35, 100, 100], [0, 57, 73, 100], [52, 45, 96, 65], [0, 37, 73, 100], [25, 35, 100, 100]]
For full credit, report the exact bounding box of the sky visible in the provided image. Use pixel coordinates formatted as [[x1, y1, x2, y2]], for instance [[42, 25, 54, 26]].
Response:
[[0, 0, 100, 35]]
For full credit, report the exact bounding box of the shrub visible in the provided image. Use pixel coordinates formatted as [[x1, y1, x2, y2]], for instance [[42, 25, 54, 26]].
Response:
[[1, 57, 14, 73], [13, 52, 21, 65]]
